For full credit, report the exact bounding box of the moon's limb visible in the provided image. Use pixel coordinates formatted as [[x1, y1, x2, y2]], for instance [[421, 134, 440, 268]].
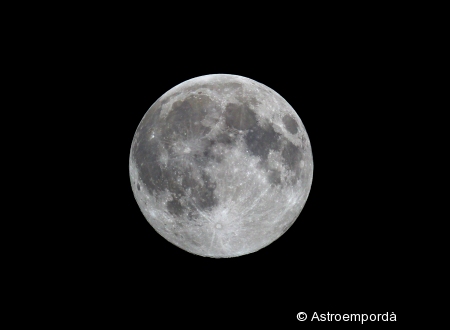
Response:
[[129, 74, 313, 258]]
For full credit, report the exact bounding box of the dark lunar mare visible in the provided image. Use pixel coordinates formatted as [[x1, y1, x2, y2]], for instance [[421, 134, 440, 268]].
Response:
[[220, 102, 304, 183], [281, 140, 303, 182], [133, 94, 220, 221], [224, 103, 257, 130], [245, 121, 282, 162]]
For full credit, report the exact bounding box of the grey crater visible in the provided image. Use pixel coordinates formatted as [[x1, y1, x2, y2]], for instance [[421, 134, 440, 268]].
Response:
[[129, 74, 313, 258]]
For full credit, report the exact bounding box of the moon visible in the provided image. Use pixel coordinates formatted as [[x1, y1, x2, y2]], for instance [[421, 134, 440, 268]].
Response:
[[129, 74, 313, 258]]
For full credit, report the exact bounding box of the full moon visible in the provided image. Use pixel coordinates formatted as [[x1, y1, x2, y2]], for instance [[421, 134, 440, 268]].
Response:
[[129, 74, 313, 258]]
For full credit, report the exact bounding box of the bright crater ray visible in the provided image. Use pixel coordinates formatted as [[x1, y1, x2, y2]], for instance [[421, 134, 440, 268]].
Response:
[[129, 74, 313, 258]]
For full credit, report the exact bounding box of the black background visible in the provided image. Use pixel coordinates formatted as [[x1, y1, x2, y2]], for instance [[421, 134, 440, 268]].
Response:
[[59, 26, 414, 326], [4, 1, 434, 325]]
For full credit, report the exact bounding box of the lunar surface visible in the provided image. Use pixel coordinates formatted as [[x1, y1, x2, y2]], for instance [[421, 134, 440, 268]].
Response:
[[129, 74, 313, 258]]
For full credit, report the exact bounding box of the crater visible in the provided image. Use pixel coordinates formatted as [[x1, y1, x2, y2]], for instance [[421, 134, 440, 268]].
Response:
[[281, 222, 293, 234], [282, 115, 299, 134]]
